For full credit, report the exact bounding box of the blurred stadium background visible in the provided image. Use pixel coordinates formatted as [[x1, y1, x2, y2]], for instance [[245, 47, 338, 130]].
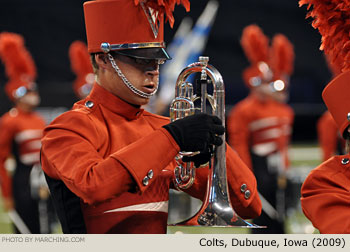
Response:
[[0, 0, 332, 234]]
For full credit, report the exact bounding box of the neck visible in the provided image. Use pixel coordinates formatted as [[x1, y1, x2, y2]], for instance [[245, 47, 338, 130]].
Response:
[[16, 102, 33, 113], [95, 82, 141, 109], [251, 91, 268, 103]]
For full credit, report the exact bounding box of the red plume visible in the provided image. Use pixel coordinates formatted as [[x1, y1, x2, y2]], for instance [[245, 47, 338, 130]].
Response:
[[134, 0, 190, 28], [69, 41, 93, 78], [0, 32, 37, 81], [299, 0, 350, 72], [240, 24, 270, 65], [270, 34, 294, 79], [69, 40, 94, 98]]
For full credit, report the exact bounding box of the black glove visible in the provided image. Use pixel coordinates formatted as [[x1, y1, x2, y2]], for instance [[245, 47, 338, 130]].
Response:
[[182, 146, 213, 168], [163, 113, 224, 152]]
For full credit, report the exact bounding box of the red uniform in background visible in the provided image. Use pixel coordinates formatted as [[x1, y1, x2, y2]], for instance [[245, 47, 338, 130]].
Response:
[[227, 92, 294, 234], [0, 32, 47, 233], [0, 108, 45, 197], [0, 108, 45, 233], [228, 95, 294, 171], [227, 25, 294, 233]]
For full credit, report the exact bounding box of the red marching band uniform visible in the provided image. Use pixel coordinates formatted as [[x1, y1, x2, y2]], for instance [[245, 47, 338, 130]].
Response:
[[299, 0, 350, 233], [41, 0, 262, 234], [0, 32, 46, 233], [227, 24, 294, 233], [227, 97, 294, 171]]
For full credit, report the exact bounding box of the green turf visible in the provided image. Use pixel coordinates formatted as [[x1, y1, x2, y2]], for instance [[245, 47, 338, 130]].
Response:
[[0, 198, 14, 233]]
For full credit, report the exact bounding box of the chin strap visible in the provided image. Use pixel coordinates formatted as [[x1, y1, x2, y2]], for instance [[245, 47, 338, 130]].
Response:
[[107, 53, 158, 99]]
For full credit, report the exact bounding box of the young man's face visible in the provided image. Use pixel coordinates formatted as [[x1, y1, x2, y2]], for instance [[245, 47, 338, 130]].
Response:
[[17, 90, 40, 109], [100, 53, 160, 106], [254, 81, 289, 104]]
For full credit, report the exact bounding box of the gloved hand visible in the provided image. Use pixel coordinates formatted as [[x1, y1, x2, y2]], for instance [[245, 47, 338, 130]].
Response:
[[182, 146, 213, 168], [163, 113, 224, 152]]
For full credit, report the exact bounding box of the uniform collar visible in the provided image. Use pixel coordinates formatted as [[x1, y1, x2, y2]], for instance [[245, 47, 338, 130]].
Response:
[[86, 83, 144, 120]]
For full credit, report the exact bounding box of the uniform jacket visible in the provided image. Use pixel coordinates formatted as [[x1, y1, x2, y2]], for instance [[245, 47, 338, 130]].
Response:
[[227, 94, 294, 171], [317, 110, 345, 161], [301, 155, 350, 233], [0, 107, 45, 199], [41, 83, 262, 234]]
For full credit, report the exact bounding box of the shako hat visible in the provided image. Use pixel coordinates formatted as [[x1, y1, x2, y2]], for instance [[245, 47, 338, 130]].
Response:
[[322, 71, 350, 138], [83, 0, 190, 60]]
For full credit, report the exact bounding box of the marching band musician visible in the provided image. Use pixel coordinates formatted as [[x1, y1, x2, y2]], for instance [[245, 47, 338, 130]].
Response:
[[227, 25, 295, 233], [299, 0, 350, 234], [0, 32, 47, 233], [40, 0, 262, 234]]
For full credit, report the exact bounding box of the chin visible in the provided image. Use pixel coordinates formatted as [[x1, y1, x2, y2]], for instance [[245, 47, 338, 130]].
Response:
[[139, 98, 150, 106], [130, 97, 150, 107]]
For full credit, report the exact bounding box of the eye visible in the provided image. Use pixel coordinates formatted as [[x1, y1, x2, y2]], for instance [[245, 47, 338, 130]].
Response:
[[134, 58, 153, 65], [134, 58, 166, 65]]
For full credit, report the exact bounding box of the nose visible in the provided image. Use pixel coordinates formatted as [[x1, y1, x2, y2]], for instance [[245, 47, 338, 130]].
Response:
[[145, 64, 160, 78]]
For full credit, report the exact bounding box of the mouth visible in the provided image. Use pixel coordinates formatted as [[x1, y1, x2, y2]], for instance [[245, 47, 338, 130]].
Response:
[[142, 82, 157, 94]]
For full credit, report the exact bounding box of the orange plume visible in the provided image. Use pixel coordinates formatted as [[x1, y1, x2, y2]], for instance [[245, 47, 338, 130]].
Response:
[[240, 24, 272, 87], [299, 0, 350, 72], [0, 32, 37, 81], [0, 32, 37, 100], [134, 0, 190, 28], [69, 41, 93, 78], [68, 40, 94, 98], [270, 34, 294, 80], [240, 24, 270, 65]]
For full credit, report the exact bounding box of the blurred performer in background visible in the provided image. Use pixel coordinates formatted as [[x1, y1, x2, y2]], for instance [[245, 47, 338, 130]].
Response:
[[40, 0, 261, 234], [227, 24, 294, 233], [317, 55, 345, 162], [0, 32, 49, 233], [300, 0, 350, 234], [69, 40, 94, 100]]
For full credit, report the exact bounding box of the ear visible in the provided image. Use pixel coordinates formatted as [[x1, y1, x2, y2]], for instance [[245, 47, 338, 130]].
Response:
[[95, 54, 108, 69]]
